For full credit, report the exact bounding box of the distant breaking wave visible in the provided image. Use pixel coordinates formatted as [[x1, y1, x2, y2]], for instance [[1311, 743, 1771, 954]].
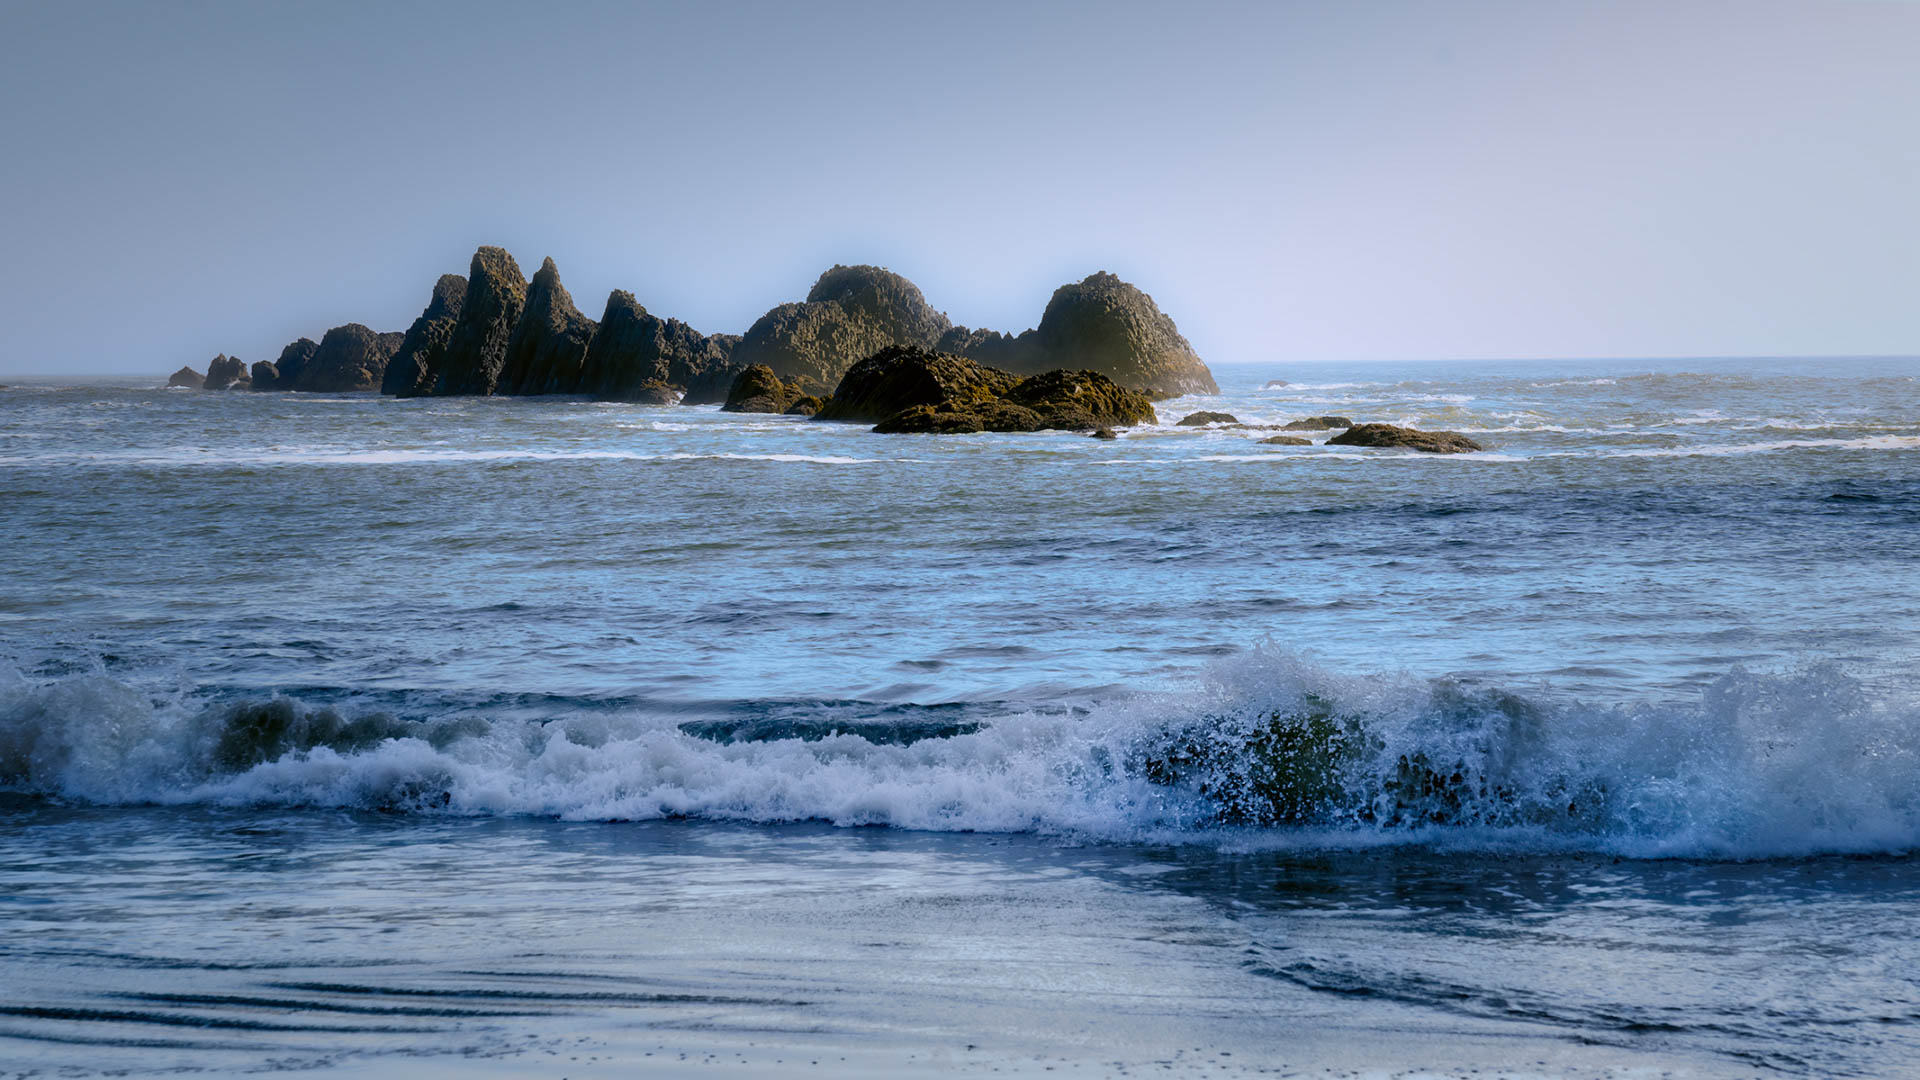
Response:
[[2, 644, 1914, 860]]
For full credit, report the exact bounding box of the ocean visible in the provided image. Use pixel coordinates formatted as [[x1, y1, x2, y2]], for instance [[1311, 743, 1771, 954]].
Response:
[[2, 357, 1916, 1077]]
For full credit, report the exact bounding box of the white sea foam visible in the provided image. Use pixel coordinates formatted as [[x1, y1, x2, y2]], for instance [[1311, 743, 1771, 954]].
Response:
[[5, 647, 1913, 859]]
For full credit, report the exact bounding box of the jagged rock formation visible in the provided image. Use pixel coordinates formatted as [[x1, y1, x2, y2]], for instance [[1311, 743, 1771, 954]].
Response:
[[381, 275, 466, 397], [722, 364, 810, 414], [284, 325, 402, 392], [202, 354, 249, 390], [1176, 411, 1236, 426], [732, 266, 951, 387], [260, 339, 318, 391], [815, 345, 1155, 434], [497, 258, 596, 395], [577, 290, 741, 403], [1327, 423, 1484, 454], [167, 366, 203, 388], [422, 247, 528, 396], [249, 360, 280, 389]]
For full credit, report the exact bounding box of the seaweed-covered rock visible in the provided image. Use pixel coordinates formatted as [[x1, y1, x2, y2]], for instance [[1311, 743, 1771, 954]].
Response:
[[1282, 415, 1353, 431], [1091, 427, 1118, 440], [167, 366, 203, 388], [1258, 435, 1311, 446], [289, 324, 403, 392], [732, 266, 950, 386], [814, 345, 1019, 423], [578, 290, 740, 402], [497, 258, 596, 395], [1016, 272, 1217, 396], [1002, 369, 1157, 428], [1176, 410, 1237, 426], [382, 274, 466, 397], [1327, 423, 1483, 454], [429, 246, 528, 396], [202, 355, 249, 390], [722, 364, 809, 414], [248, 360, 280, 390], [265, 338, 318, 390]]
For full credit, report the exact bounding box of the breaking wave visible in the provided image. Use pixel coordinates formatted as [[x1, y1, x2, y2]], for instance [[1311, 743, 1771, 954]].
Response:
[[2, 646, 1914, 859]]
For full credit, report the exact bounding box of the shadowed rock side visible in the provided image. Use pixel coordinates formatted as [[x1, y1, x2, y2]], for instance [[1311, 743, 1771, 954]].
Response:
[[257, 339, 317, 391], [380, 274, 466, 397], [423, 247, 528, 396], [202, 355, 249, 390], [1328, 423, 1485, 454], [815, 345, 1156, 434], [497, 258, 596, 395], [167, 366, 203, 388], [249, 360, 280, 388], [732, 265, 951, 387], [288, 325, 403, 392], [578, 291, 742, 403]]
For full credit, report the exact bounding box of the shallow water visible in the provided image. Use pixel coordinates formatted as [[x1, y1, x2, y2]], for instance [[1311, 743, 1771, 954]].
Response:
[[1, 356, 1917, 1074]]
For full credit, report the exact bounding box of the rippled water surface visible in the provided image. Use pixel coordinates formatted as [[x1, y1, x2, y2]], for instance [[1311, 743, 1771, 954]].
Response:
[[2, 356, 1918, 1075]]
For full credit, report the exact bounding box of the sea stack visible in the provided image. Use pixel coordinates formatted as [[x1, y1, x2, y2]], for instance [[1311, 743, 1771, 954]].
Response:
[[732, 265, 952, 388], [496, 258, 596, 395], [382, 275, 466, 397], [425, 247, 529, 396], [202, 354, 250, 390], [577, 290, 742, 403], [286, 325, 402, 392]]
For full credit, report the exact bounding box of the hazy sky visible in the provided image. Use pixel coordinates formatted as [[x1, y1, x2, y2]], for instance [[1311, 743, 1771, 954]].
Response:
[[1, 0, 1916, 375]]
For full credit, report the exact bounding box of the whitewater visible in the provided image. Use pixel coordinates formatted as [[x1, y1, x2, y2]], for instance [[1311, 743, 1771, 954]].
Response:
[[2, 356, 1918, 1076]]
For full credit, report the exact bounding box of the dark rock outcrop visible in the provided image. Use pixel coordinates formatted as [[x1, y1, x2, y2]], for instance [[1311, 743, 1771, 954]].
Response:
[[722, 364, 810, 414], [381, 274, 466, 397], [287, 324, 402, 392], [1264, 379, 1289, 388], [497, 258, 596, 395], [425, 247, 529, 396], [577, 290, 741, 403], [262, 339, 318, 391], [814, 345, 1020, 424], [1258, 435, 1311, 446], [167, 366, 203, 388], [202, 354, 249, 390], [1177, 410, 1237, 426], [1091, 427, 1118, 440], [249, 360, 280, 389], [732, 266, 950, 387], [1282, 415, 1353, 431], [1327, 423, 1484, 454], [823, 346, 1156, 435], [979, 272, 1217, 396], [784, 396, 825, 417]]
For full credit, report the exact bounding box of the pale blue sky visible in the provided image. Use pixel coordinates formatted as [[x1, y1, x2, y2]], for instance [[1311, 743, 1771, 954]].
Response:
[[1, 0, 1916, 375]]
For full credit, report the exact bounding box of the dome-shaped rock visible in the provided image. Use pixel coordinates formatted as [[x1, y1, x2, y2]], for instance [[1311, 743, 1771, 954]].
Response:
[[290, 324, 403, 392], [1023, 272, 1217, 396]]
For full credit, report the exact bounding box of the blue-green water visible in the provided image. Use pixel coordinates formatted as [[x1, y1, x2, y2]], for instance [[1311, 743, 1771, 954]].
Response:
[[1, 357, 1917, 1075]]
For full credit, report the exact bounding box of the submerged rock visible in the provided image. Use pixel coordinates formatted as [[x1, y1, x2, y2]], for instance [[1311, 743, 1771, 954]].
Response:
[[497, 258, 596, 395], [428, 246, 529, 395], [1327, 423, 1483, 454], [1258, 435, 1311, 446], [732, 265, 950, 387], [1282, 415, 1353, 431], [1091, 427, 1118, 440], [1264, 379, 1290, 388], [382, 274, 466, 397], [577, 290, 740, 402], [1177, 410, 1237, 426], [167, 366, 203, 388], [288, 324, 403, 392], [202, 354, 249, 390]]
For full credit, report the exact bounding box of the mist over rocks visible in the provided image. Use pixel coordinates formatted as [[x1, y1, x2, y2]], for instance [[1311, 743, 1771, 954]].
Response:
[[577, 290, 742, 403], [201, 355, 249, 390], [380, 274, 466, 397], [419, 246, 529, 396]]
